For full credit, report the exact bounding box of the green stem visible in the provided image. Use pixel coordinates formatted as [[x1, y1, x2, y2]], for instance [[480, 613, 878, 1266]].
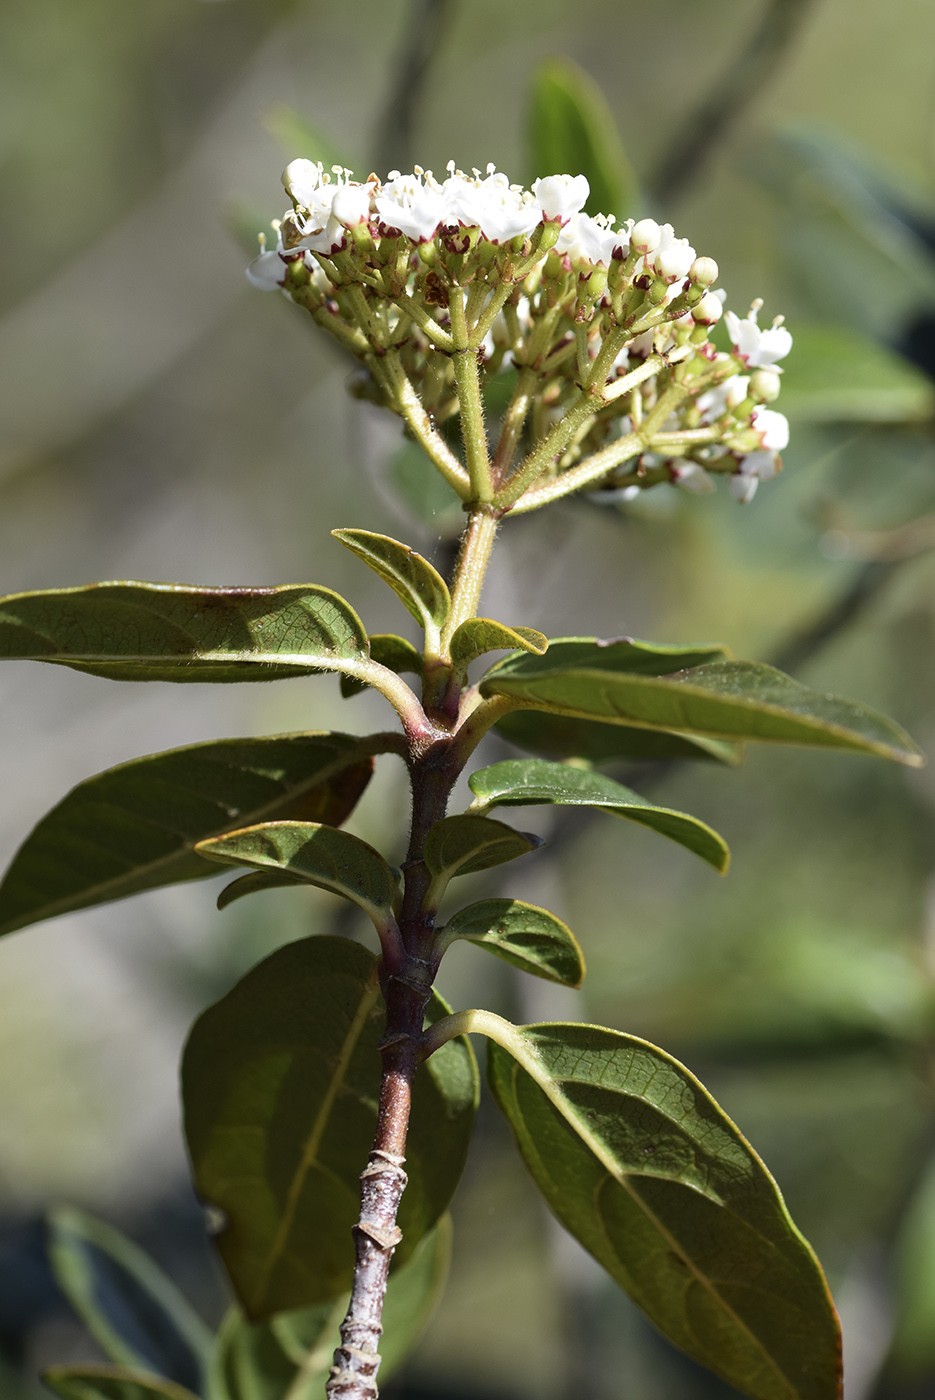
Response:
[[441, 509, 499, 651], [450, 288, 494, 503], [377, 352, 472, 499], [491, 366, 538, 484]]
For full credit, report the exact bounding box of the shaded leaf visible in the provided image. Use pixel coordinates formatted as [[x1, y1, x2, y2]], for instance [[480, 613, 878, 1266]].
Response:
[[216, 870, 305, 911], [484, 1018, 842, 1400], [47, 1206, 211, 1392], [481, 642, 922, 766], [0, 733, 373, 938], [332, 529, 450, 637], [341, 633, 422, 698], [196, 822, 399, 932], [527, 58, 638, 220], [423, 815, 541, 883], [182, 937, 477, 1319], [496, 709, 742, 766], [442, 900, 584, 987], [0, 582, 369, 683], [777, 324, 935, 423], [467, 759, 729, 872], [43, 1367, 200, 1400], [449, 619, 547, 670]]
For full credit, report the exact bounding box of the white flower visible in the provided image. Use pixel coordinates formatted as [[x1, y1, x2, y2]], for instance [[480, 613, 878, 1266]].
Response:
[[532, 174, 589, 223], [652, 224, 695, 282], [556, 212, 625, 267], [672, 462, 715, 494], [724, 308, 793, 367], [696, 374, 749, 421], [375, 172, 445, 241], [282, 158, 324, 206], [332, 182, 373, 228], [730, 447, 781, 502], [730, 472, 760, 503], [443, 169, 539, 243], [245, 250, 289, 290], [750, 407, 789, 450]]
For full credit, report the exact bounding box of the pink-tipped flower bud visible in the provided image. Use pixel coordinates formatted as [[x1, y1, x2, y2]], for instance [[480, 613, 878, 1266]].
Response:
[[749, 368, 782, 403], [691, 291, 724, 325], [689, 256, 719, 287], [630, 218, 660, 256], [655, 244, 695, 283]]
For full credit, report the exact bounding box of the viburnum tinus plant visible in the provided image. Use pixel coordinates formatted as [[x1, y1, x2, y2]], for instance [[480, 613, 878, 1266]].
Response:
[[0, 161, 923, 1400]]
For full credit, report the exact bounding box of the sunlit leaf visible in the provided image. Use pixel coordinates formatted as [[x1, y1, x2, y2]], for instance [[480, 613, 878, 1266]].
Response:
[[496, 709, 742, 766], [0, 582, 369, 682], [47, 1208, 211, 1393], [0, 733, 372, 938], [777, 324, 935, 422], [442, 899, 584, 987], [467, 759, 729, 872], [182, 937, 477, 1319], [527, 58, 638, 220], [481, 641, 922, 766], [449, 619, 547, 670], [332, 529, 450, 636], [43, 1367, 200, 1400], [484, 1018, 842, 1400], [341, 633, 422, 698], [423, 815, 541, 884]]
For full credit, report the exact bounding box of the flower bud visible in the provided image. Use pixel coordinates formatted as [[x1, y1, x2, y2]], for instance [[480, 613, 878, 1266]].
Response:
[[630, 219, 660, 256], [655, 245, 694, 283], [689, 256, 718, 287], [691, 291, 723, 325], [332, 183, 371, 227], [749, 368, 782, 403]]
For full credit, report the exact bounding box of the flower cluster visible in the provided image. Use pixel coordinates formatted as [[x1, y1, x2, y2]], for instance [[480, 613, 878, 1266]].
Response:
[[247, 162, 792, 511]]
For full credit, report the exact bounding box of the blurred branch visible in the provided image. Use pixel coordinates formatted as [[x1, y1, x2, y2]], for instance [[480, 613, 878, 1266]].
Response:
[[374, 0, 456, 175], [649, 0, 816, 207]]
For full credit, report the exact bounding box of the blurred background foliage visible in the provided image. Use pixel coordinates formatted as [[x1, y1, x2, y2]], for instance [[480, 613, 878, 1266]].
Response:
[[1, 0, 935, 1397]]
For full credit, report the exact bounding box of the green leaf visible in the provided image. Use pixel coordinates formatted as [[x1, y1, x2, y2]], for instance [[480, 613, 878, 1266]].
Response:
[[208, 1219, 451, 1400], [332, 529, 450, 638], [0, 733, 373, 938], [467, 759, 729, 873], [195, 822, 399, 933], [527, 58, 638, 220], [0, 582, 370, 683], [449, 619, 548, 670], [43, 1367, 200, 1400], [340, 633, 422, 698], [442, 900, 584, 987], [484, 1018, 842, 1400], [182, 937, 477, 1319], [481, 641, 923, 766], [47, 1206, 212, 1392], [423, 815, 542, 883], [496, 709, 742, 766], [216, 870, 306, 911], [777, 324, 935, 423]]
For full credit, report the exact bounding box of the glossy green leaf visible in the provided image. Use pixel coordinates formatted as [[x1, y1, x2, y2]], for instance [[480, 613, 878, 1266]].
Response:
[[47, 1207, 212, 1393], [0, 733, 373, 938], [423, 815, 541, 883], [0, 582, 369, 682], [341, 633, 422, 698], [442, 900, 584, 987], [481, 641, 922, 766], [332, 529, 450, 636], [484, 1018, 842, 1400], [777, 324, 935, 422], [195, 822, 399, 932], [449, 618, 548, 670], [496, 709, 742, 766], [182, 937, 477, 1319], [527, 58, 638, 220], [467, 759, 729, 873], [208, 1219, 451, 1400], [43, 1367, 200, 1400]]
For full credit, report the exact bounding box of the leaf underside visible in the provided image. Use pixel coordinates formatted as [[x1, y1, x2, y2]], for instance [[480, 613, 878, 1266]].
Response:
[[496, 709, 743, 766], [332, 528, 450, 632], [448, 618, 548, 669], [443, 899, 585, 987], [423, 814, 541, 880]]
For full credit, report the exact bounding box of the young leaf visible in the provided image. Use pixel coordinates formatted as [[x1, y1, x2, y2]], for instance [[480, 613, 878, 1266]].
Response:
[[47, 1206, 212, 1393], [216, 870, 306, 911], [0, 582, 369, 682], [527, 58, 638, 221], [441, 899, 584, 987], [43, 1367, 200, 1400], [423, 815, 542, 884], [481, 644, 923, 766], [448, 619, 548, 670], [467, 759, 729, 873], [332, 529, 450, 639], [0, 733, 373, 938], [195, 822, 399, 933], [496, 709, 742, 767], [182, 937, 477, 1319], [340, 633, 422, 698], [483, 1018, 842, 1400]]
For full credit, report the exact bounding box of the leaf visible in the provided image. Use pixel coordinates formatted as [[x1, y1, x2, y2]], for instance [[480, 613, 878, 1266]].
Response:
[[777, 324, 935, 423], [216, 870, 306, 911], [340, 633, 422, 698], [496, 709, 743, 766], [0, 582, 370, 683], [209, 1219, 451, 1400], [481, 641, 923, 766], [43, 1367, 200, 1400], [0, 733, 373, 938], [195, 822, 399, 932], [527, 58, 638, 221], [467, 759, 729, 873], [47, 1206, 212, 1393], [423, 815, 542, 883], [442, 900, 584, 987], [332, 529, 450, 638], [449, 618, 547, 670], [182, 937, 477, 1319], [484, 1018, 842, 1400]]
